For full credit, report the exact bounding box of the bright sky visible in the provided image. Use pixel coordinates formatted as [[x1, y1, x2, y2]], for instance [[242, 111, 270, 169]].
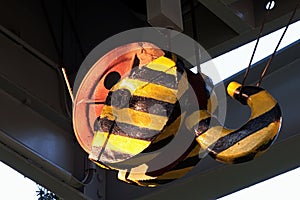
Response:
[[218, 167, 300, 199], [0, 161, 37, 199], [1, 14, 300, 200], [192, 19, 300, 84]]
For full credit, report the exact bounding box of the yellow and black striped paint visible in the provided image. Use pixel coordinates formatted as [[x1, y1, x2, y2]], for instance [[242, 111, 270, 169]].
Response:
[[118, 140, 202, 187], [89, 56, 186, 164], [88, 54, 282, 186], [192, 82, 282, 164]]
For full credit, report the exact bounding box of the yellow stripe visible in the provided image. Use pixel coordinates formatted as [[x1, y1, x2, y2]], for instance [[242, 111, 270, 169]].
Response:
[[217, 121, 281, 162], [156, 167, 194, 180], [118, 164, 157, 187], [249, 90, 277, 119], [117, 171, 132, 184], [117, 152, 160, 168], [196, 126, 230, 150], [92, 131, 151, 155], [93, 161, 111, 170], [152, 113, 185, 143], [100, 105, 168, 131], [185, 110, 211, 130], [147, 56, 176, 73], [112, 78, 178, 104], [124, 164, 156, 181], [146, 57, 176, 75], [133, 180, 156, 187], [186, 144, 201, 157]]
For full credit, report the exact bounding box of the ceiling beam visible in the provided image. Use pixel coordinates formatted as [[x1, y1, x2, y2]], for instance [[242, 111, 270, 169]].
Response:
[[222, 0, 241, 5], [198, 0, 252, 34], [0, 129, 90, 200]]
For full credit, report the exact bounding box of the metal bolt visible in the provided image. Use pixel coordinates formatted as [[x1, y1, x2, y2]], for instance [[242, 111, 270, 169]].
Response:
[[97, 189, 103, 199], [97, 174, 103, 182], [22, 98, 31, 105]]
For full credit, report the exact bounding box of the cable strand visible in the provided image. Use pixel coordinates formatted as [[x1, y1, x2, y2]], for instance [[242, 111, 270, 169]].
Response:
[[257, 0, 300, 86], [242, 2, 271, 86]]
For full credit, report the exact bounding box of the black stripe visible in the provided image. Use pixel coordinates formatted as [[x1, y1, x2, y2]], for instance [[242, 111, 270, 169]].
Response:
[[105, 89, 131, 109], [171, 155, 201, 171], [89, 156, 113, 170], [233, 86, 264, 105], [185, 69, 208, 110], [193, 116, 222, 137], [231, 137, 275, 164], [138, 178, 175, 186], [94, 117, 160, 140], [194, 117, 211, 137], [145, 140, 198, 177], [132, 54, 140, 68], [140, 75, 186, 150], [142, 109, 182, 153], [210, 103, 281, 154], [129, 95, 175, 116], [86, 105, 95, 139], [128, 66, 177, 89], [105, 91, 176, 116], [122, 172, 140, 186], [142, 135, 174, 153], [165, 101, 181, 126], [97, 147, 133, 164], [98, 119, 116, 160]]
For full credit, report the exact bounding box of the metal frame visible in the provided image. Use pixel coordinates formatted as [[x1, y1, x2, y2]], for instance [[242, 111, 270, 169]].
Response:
[[1, 1, 300, 199]]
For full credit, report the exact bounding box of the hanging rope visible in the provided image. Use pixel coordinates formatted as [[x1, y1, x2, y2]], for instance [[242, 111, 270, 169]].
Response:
[[241, 2, 272, 86], [257, 0, 300, 86], [62, 0, 86, 59], [41, 0, 63, 65], [41, 0, 73, 117]]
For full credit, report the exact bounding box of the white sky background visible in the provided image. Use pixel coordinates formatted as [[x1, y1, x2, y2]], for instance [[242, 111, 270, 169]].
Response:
[[192, 20, 300, 84], [0, 17, 300, 200], [1, 164, 300, 200], [0, 162, 37, 199], [218, 167, 300, 200]]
